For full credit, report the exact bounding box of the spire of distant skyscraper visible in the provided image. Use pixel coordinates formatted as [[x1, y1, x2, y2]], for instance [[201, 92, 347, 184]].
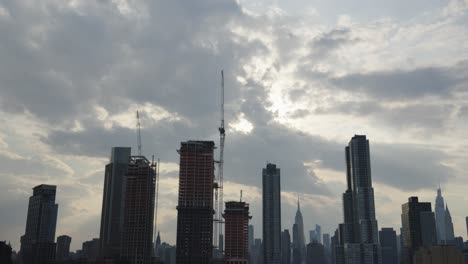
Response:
[[435, 186, 446, 243], [445, 205, 455, 242], [293, 198, 305, 264]]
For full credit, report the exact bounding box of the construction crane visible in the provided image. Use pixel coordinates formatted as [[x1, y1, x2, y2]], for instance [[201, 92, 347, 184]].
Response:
[[213, 70, 226, 252]]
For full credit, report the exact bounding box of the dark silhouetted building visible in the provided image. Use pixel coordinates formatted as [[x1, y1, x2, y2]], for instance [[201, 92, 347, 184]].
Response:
[[176, 141, 215, 264], [56, 235, 71, 261], [379, 228, 397, 264], [263, 163, 281, 264], [306, 242, 326, 264], [413, 245, 463, 264], [20, 184, 58, 264], [282, 230, 291, 264], [99, 147, 131, 260], [335, 135, 381, 264], [82, 238, 99, 260], [466, 217, 468, 239], [401, 197, 437, 264], [158, 242, 176, 264], [120, 156, 156, 264], [224, 201, 251, 263], [0, 241, 13, 264]]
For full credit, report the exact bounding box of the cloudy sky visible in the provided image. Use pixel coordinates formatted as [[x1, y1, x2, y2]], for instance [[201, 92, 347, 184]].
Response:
[[1, 0, 468, 251]]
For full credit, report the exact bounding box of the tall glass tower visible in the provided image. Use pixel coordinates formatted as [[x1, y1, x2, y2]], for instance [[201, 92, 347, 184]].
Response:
[[336, 135, 381, 264], [20, 185, 59, 264], [262, 163, 281, 264]]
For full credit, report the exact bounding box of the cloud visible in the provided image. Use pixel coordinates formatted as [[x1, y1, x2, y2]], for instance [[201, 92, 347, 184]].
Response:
[[330, 62, 468, 101], [1, 0, 468, 252]]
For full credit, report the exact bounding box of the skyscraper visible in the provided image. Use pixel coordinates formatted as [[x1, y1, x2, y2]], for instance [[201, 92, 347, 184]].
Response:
[[56, 235, 72, 261], [401, 197, 437, 264], [20, 184, 58, 264], [281, 230, 291, 264], [99, 147, 131, 259], [120, 156, 156, 264], [262, 163, 281, 264], [315, 225, 322, 244], [379, 228, 398, 264], [445, 205, 455, 242], [335, 135, 381, 264], [293, 200, 305, 264], [249, 225, 254, 253], [155, 231, 161, 257], [435, 187, 447, 243], [176, 141, 215, 264], [224, 201, 251, 263], [466, 217, 468, 238], [249, 225, 255, 264]]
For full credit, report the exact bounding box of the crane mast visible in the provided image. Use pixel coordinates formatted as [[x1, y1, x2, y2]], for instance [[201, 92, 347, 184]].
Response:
[[214, 70, 226, 252]]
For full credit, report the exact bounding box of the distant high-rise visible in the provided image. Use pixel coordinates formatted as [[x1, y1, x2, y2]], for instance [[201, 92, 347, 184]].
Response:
[[379, 228, 398, 264], [20, 184, 58, 264], [224, 201, 251, 263], [466, 217, 468, 238], [309, 230, 317, 244], [445, 205, 455, 242], [155, 231, 161, 257], [292, 200, 305, 264], [252, 239, 263, 264], [249, 225, 254, 253], [56, 235, 72, 261], [315, 225, 322, 244], [335, 135, 381, 264], [435, 187, 446, 243], [262, 163, 281, 264], [322, 233, 331, 262], [99, 147, 131, 259], [306, 242, 327, 264], [82, 238, 100, 260], [281, 230, 291, 264], [176, 141, 215, 264], [401, 197, 437, 264], [120, 156, 156, 264]]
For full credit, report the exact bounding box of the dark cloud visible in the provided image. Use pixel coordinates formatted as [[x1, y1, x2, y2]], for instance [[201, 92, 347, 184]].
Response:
[[372, 143, 453, 190], [0, 0, 466, 252], [331, 62, 468, 100]]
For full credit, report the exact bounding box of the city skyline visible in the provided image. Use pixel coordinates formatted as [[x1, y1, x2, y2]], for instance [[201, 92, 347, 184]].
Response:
[[1, 0, 468, 256]]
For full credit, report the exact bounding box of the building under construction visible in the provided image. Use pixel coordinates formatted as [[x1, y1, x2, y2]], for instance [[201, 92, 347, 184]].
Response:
[[120, 156, 156, 264], [223, 201, 251, 264], [176, 141, 215, 264]]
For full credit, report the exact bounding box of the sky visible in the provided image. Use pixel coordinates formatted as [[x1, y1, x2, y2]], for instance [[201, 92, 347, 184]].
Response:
[[0, 0, 468, 252]]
